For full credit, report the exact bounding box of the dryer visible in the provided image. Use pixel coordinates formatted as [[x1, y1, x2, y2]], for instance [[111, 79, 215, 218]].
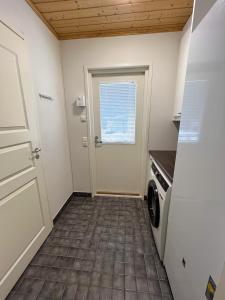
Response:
[[147, 160, 172, 261]]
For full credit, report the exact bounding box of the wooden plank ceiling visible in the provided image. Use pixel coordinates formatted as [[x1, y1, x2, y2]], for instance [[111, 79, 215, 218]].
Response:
[[26, 0, 193, 40]]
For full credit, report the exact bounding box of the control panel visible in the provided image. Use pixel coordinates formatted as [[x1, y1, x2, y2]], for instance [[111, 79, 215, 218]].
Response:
[[152, 163, 169, 192]]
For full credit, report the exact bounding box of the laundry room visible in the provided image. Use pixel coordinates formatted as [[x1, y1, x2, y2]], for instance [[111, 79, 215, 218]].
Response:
[[0, 0, 225, 299]]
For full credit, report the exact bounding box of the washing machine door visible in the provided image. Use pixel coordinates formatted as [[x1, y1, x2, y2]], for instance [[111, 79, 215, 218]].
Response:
[[148, 180, 160, 228]]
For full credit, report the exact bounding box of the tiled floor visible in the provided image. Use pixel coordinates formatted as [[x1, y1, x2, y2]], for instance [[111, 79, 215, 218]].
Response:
[[7, 196, 173, 300]]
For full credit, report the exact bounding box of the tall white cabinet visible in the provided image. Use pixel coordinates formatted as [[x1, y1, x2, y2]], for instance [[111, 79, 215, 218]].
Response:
[[165, 1, 225, 299]]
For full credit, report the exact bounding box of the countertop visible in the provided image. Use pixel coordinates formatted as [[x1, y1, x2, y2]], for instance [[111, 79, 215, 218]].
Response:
[[149, 150, 177, 183]]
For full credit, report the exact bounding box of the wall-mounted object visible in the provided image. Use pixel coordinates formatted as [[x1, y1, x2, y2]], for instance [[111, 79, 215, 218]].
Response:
[[39, 93, 54, 101], [76, 96, 86, 107]]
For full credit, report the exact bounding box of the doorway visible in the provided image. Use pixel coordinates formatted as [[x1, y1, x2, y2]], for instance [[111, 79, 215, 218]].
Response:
[[85, 65, 151, 197]]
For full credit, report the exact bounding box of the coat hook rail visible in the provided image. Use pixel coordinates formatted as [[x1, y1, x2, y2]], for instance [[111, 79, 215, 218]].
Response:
[[39, 93, 54, 101]]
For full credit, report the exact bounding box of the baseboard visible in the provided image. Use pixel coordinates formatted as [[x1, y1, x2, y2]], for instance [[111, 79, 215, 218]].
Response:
[[74, 192, 92, 197], [53, 193, 74, 224]]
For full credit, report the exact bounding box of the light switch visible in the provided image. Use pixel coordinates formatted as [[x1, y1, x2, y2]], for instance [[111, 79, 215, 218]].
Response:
[[82, 137, 88, 147], [80, 114, 87, 122]]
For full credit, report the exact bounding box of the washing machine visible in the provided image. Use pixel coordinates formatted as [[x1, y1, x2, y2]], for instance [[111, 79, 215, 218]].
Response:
[[147, 160, 172, 261]]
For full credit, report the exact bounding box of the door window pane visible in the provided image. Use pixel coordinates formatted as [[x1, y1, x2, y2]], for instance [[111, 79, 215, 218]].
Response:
[[99, 81, 137, 144]]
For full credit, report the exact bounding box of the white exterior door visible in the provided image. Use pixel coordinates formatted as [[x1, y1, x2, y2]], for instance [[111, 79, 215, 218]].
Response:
[[0, 21, 52, 299], [92, 73, 145, 195]]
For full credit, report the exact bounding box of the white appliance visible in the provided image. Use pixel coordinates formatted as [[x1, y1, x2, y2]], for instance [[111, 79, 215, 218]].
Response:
[[164, 1, 225, 300], [147, 160, 172, 261]]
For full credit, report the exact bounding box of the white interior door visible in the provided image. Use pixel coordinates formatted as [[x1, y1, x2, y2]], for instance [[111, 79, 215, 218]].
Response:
[[92, 72, 145, 195], [0, 21, 52, 299]]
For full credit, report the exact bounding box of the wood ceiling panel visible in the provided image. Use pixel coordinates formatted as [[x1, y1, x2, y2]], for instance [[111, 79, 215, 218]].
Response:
[[51, 8, 192, 28], [61, 24, 184, 39], [26, 0, 194, 40], [35, 0, 161, 12], [43, 1, 193, 21], [56, 16, 189, 34]]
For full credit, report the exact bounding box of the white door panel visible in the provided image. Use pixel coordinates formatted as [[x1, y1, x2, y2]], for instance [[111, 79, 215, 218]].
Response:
[[0, 143, 32, 181], [92, 73, 145, 195], [0, 130, 30, 148], [0, 181, 44, 279], [0, 45, 27, 128], [0, 167, 36, 201], [0, 21, 52, 299]]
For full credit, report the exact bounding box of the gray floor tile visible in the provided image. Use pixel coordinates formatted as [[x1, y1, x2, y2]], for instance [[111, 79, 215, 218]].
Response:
[[15, 278, 44, 297], [113, 274, 125, 290], [125, 263, 135, 276], [78, 271, 91, 286], [147, 280, 161, 295], [156, 264, 168, 281], [90, 272, 101, 286], [100, 287, 112, 300], [101, 274, 113, 288], [162, 296, 173, 300], [136, 277, 149, 292], [87, 286, 100, 300], [135, 264, 147, 277], [146, 263, 158, 280], [62, 284, 78, 299], [125, 276, 136, 291], [125, 291, 138, 300], [67, 248, 78, 257], [103, 261, 114, 274], [82, 260, 94, 272], [7, 197, 173, 300], [151, 296, 162, 300], [75, 285, 89, 300], [54, 256, 75, 269], [113, 289, 125, 300], [135, 255, 145, 266], [6, 293, 25, 300], [31, 254, 57, 267], [37, 281, 65, 299], [159, 281, 172, 296], [137, 293, 152, 300], [67, 270, 79, 284], [114, 262, 125, 275]]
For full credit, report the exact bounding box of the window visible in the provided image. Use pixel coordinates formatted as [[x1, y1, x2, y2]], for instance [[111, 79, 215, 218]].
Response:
[[99, 81, 137, 144]]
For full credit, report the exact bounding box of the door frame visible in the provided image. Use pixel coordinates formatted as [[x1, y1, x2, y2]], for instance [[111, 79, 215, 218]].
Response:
[[84, 64, 152, 198]]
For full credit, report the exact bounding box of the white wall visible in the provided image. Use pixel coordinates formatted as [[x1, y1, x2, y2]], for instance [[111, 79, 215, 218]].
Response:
[[0, 0, 73, 218], [61, 32, 180, 193]]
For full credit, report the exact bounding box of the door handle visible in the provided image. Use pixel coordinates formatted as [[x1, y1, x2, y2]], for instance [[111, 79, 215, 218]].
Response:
[[31, 147, 41, 160], [95, 136, 102, 146]]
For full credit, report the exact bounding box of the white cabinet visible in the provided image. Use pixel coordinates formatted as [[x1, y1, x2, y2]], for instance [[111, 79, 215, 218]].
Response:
[[173, 17, 192, 121], [165, 1, 225, 299]]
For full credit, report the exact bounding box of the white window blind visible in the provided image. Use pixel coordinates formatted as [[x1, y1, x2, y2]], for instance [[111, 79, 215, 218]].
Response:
[[99, 81, 137, 144], [179, 80, 207, 143]]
